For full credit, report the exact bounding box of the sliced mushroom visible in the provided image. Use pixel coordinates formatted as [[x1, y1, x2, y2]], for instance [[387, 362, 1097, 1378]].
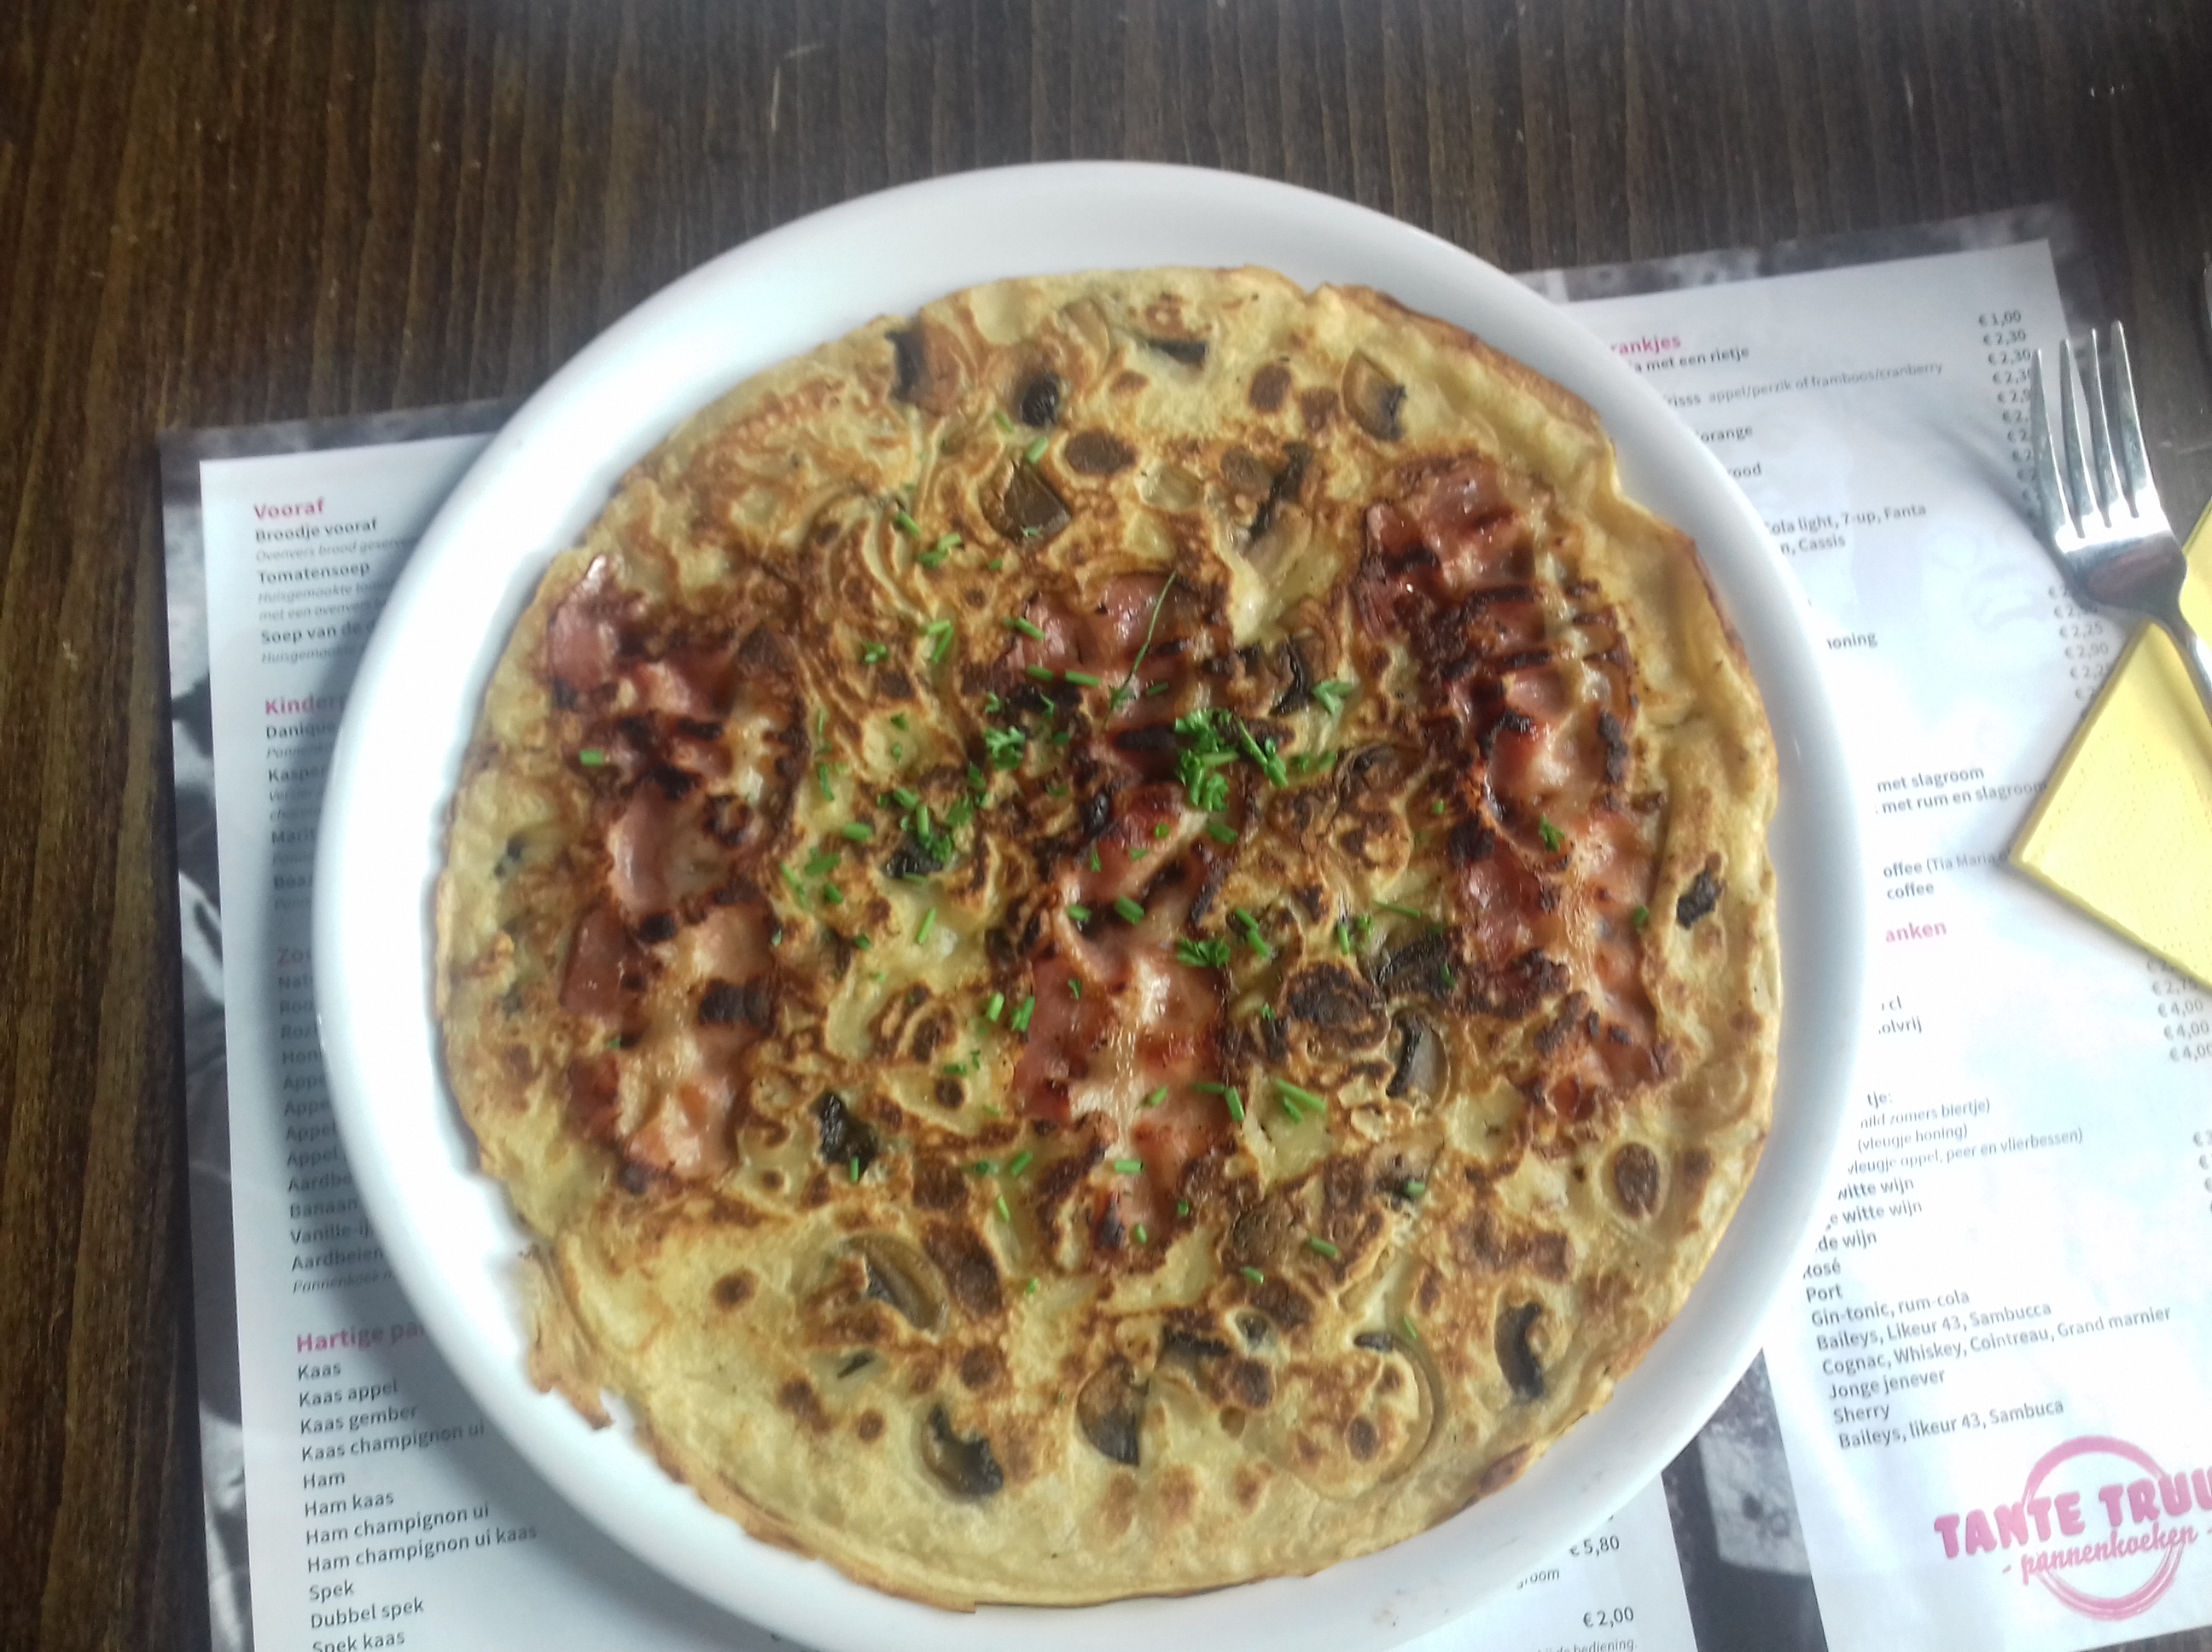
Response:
[[1138, 462, 1206, 512], [1494, 1300, 1547, 1399], [814, 1091, 879, 1174], [994, 463, 1071, 541], [1075, 1358, 1149, 1466], [1386, 1011, 1447, 1099], [1676, 864, 1724, 928], [847, 1235, 948, 1334], [1270, 637, 1315, 716], [1372, 930, 1458, 998], [1343, 352, 1406, 440], [920, 1405, 1004, 1498], [1017, 370, 1062, 427]]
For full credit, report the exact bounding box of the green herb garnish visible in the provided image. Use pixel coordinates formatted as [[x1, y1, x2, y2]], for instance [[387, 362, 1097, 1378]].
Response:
[[577, 747, 608, 767], [997, 1195, 1013, 1223], [1174, 937, 1231, 969], [915, 908, 937, 945], [841, 821, 873, 841], [1144, 1085, 1167, 1108], [1010, 995, 1035, 1034], [1306, 1236, 1342, 1259], [922, 618, 955, 664], [1311, 680, 1353, 717], [1113, 895, 1144, 923], [983, 725, 1027, 771], [985, 992, 1005, 1023], [1377, 901, 1425, 920], [1008, 1150, 1033, 1177], [1274, 1078, 1327, 1113], [1632, 905, 1650, 930], [1005, 614, 1046, 642], [848, 1156, 862, 1183], [1068, 904, 1091, 923], [1207, 820, 1238, 844], [891, 508, 920, 538], [1024, 434, 1050, 465], [1113, 1158, 1144, 1175], [821, 884, 844, 906], [1064, 670, 1101, 687], [1403, 1178, 1427, 1198], [1538, 817, 1566, 852], [1232, 909, 1273, 959], [1240, 1266, 1266, 1286]]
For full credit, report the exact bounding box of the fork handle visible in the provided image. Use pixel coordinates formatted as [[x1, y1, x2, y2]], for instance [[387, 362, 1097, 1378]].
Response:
[[2154, 603, 2212, 738]]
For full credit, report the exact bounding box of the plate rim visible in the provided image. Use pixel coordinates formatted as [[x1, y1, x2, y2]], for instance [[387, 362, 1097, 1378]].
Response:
[[314, 159, 1869, 1651]]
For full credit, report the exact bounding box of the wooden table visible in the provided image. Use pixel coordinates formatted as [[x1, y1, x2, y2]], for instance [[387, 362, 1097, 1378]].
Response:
[[4, 3, 2209, 1648]]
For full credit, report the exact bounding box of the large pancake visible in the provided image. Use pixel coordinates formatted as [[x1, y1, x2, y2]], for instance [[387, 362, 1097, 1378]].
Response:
[[434, 268, 1778, 1608]]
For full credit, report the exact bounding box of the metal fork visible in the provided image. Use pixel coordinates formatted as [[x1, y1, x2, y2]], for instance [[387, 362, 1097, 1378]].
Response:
[[2029, 324, 2212, 730]]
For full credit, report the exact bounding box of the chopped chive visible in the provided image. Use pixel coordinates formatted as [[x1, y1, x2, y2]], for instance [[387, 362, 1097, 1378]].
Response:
[[1064, 670, 1101, 687], [1025, 664, 1057, 681], [1539, 817, 1566, 852], [1050, 729, 1071, 746], [1152, 822, 1171, 840], [1010, 995, 1035, 1033], [1008, 1150, 1033, 1178], [922, 618, 955, 664], [983, 691, 1004, 713], [891, 786, 920, 809], [848, 1156, 862, 1183], [822, 883, 844, 906], [1311, 679, 1354, 717], [815, 706, 827, 742], [915, 909, 937, 945], [1307, 1236, 1342, 1259], [780, 864, 806, 901], [577, 747, 608, 767], [1174, 937, 1230, 969], [917, 546, 951, 569], [1430, 799, 1447, 816], [942, 1061, 969, 1078], [1130, 846, 1149, 862], [1207, 820, 1238, 844], [1403, 1179, 1427, 1198], [860, 641, 888, 665], [1144, 1085, 1168, 1108], [986, 992, 1005, 1022], [817, 762, 835, 802], [1401, 1313, 1421, 1343], [1069, 977, 1082, 998], [988, 556, 1005, 571], [1113, 895, 1144, 923], [1336, 920, 1354, 956], [1005, 614, 1046, 642], [1225, 1087, 1246, 1122], [1274, 1078, 1328, 1111], [841, 821, 874, 841], [1113, 1158, 1144, 1175], [1441, 963, 1458, 991], [891, 508, 920, 538], [852, 934, 872, 951], [1176, 1200, 1190, 1217], [1047, 782, 1069, 797], [1232, 910, 1274, 959], [1378, 901, 1424, 919], [1088, 846, 1102, 873], [993, 410, 1016, 434], [1240, 1266, 1266, 1286], [1277, 1090, 1306, 1123], [1026, 1276, 1039, 1295], [1132, 1224, 1148, 1244], [890, 742, 905, 759], [1025, 434, 1050, 464], [1068, 904, 1091, 923], [1632, 905, 1650, 930], [1259, 1004, 1275, 1021], [996, 1194, 1013, 1223], [932, 531, 963, 556], [1145, 681, 1171, 696]]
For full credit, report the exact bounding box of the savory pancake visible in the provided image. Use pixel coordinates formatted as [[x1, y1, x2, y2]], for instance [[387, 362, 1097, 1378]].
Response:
[[435, 267, 1778, 1608]]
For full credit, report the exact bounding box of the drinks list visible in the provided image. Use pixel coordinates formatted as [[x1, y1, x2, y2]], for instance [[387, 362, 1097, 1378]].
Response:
[[166, 220, 2210, 1652]]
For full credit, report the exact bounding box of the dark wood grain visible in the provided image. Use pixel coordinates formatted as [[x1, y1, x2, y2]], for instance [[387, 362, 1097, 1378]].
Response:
[[3, 3, 2209, 1647]]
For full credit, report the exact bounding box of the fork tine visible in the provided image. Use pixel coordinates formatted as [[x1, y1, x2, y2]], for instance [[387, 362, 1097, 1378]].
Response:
[[2028, 350, 2074, 541], [2081, 331, 2123, 521], [2104, 321, 2154, 515], [2058, 340, 2096, 530]]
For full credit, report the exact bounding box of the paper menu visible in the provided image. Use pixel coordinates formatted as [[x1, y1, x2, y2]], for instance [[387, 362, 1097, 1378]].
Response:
[[167, 427, 1701, 1651], [1561, 242, 2212, 1649]]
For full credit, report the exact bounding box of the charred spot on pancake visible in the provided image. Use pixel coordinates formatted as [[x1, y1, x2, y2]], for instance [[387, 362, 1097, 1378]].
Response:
[[922, 1222, 1004, 1318], [1076, 1358, 1148, 1465], [855, 1410, 885, 1441], [1225, 1358, 1275, 1411], [958, 1344, 1007, 1393], [992, 462, 1071, 543], [1347, 1416, 1382, 1461], [1598, 710, 1630, 784], [911, 1157, 970, 1212], [777, 1376, 833, 1436], [1144, 334, 1208, 367], [1253, 1276, 1314, 1333], [1064, 430, 1136, 475], [1494, 1300, 1547, 1399], [814, 1092, 878, 1175], [711, 1271, 756, 1308], [1221, 446, 1272, 496], [1284, 963, 1386, 1045], [934, 1076, 965, 1110], [883, 832, 948, 881], [697, 977, 770, 1027], [920, 1405, 1004, 1499], [1161, 1319, 1233, 1364], [1677, 860, 1725, 928], [1611, 1143, 1662, 1216], [889, 327, 927, 399], [1249, 361, 1291, 412], [1017, 370, 1062, 428], [1344, 353, 1406, 439]]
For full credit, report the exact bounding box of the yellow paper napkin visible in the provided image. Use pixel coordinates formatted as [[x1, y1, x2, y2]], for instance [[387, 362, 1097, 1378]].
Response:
[[2011, 503, 2212, 990]]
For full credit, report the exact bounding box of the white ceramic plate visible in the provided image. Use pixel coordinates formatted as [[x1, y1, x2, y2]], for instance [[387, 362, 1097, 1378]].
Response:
[[317, 162, 1867, 1652]]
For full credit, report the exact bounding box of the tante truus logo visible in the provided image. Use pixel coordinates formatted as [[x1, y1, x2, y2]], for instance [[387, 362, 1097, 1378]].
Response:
[[1932, 1435, 2205, 1620]]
